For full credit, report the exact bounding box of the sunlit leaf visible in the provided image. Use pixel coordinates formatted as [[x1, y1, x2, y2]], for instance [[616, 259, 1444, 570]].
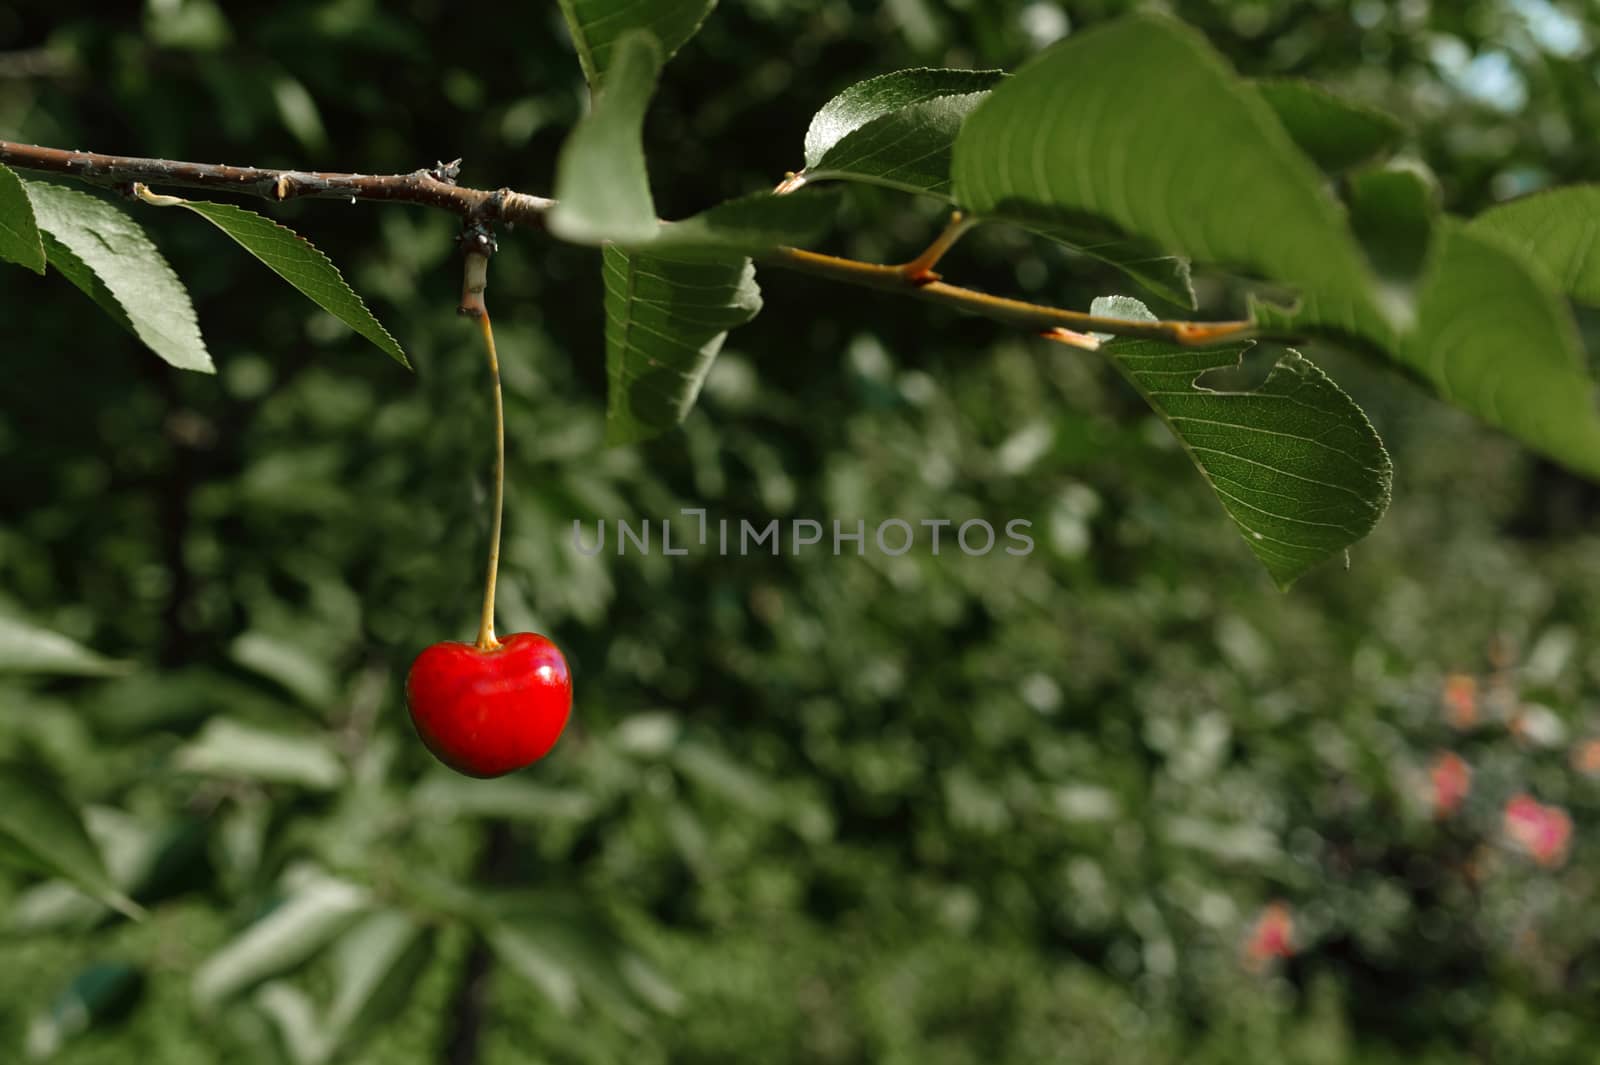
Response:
[[1404, 223, 1600, 479], [1091, 296, 1391, 587], [316, 911, 434, 1062], [0, 763, 141, 919], [254, 984, 323, 1065], [193, 872, 369, 1010], [25, 181, 212, 372], [142, 194, 407, 366], [0, 161, 45, 273], [173, 718, 346, 791], [230, 631, 337, 709], [1470, 185, 1600, 306], [800, 68, 1005, 197], [557, 0, 715, 86], [0, 614, 129, 675], [793, 67, 1189, 303], [548, 30, 662, 246], [952, 14, 1382, 328]]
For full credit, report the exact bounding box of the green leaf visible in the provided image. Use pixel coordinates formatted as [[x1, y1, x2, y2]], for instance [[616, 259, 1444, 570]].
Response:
[[603, 245, 761, 444], [1403, 222, 1600, 479], [1255, 79, 1406, 172], [673, 740, 785, 818], [0, 162, 45, 273], [35, 231, 137, 334], [315, 911, 434, 1062], [484, 894, 679, 1022], [173, 718, 346, 791], [411, 771, 598, 824], [486, 921, 581, 1014], [193, 871, 369, 1010], [799, 69, 1005, 197], [24, 963, 143, 1061], [952, 14, 1382, 329], [230, 630, 336, 708], [8, 809, 209, 935], [144, 195, 407, 366], [984, 203, 1198, 309], [254, 984, 323, 1065], [557, 0, 715, 86], [25, 181, 212, 372], [1469, 186, 1600, 307], [1348, 164, 1438, 280], [1092, 296, 1392, 588], [804, 68, 1005, 167], [552, 36, 836, 257], [1248, 174, 1600, 481], [0, 763, 142, 919], [794, 68, 1191, 304], [548, 30, 662, 246], [0, 614, 130, 675], [646, 188, 840, 257]]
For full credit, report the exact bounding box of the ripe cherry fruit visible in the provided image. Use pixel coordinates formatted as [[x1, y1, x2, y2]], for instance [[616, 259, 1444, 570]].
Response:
[[406, 633, 572, 778], [407, 240, 572, 777]]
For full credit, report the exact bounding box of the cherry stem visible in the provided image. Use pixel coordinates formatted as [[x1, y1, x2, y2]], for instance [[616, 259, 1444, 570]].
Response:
[[476, 313, 505, 651], [459, 246, 503, 652]]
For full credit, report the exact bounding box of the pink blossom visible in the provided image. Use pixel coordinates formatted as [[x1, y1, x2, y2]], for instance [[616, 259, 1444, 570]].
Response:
[[1503, 794, 1573, 868], [1244, 901, 1295, 970], [1429, 752, 1471, 818]]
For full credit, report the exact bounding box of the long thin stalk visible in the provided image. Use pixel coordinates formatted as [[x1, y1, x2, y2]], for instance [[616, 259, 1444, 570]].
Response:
[[458, 247, 503, 651]]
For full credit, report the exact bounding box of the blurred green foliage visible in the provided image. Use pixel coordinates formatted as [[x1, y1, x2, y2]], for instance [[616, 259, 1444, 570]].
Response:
[[3, 1, 1600, 1062]]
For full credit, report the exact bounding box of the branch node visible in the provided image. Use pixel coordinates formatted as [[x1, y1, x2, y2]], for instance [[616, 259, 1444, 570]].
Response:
[[432, 158, 463, 184], [897, 212, 972, 285]]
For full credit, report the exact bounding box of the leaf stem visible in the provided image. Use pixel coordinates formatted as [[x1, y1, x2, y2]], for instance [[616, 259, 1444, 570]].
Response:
[[459, 244, 503, 652]]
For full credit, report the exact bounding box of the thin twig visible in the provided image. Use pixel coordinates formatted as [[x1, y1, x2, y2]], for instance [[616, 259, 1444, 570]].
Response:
[[2, 138, 1257, 347], [762, 246, 1255, 347], [0, 139, 551, 224]]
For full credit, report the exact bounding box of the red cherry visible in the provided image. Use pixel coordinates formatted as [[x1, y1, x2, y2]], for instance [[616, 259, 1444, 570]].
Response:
[[405, 632, 572, 778]]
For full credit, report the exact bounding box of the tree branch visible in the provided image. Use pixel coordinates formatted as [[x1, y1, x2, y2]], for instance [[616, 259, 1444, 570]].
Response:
[[0, 138, 1256, 347], [0, 139, 552, 224], [760, 247, 1255, 347]]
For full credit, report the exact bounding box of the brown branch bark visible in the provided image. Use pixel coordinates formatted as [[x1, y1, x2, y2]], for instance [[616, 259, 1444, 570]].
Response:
[[0, 140, 552, 225]]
